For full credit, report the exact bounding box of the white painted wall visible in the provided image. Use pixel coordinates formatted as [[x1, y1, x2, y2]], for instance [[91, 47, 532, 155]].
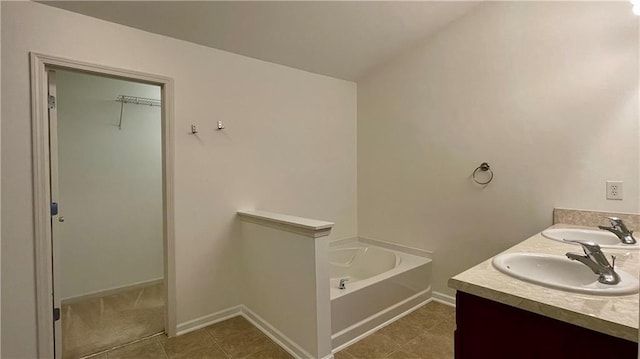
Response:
[[0, 2, 3, 355], [239, 218, 331, 359], [0, 2, 357, 357], [4, 1, 636, 356], [56, 70, 163, 300], [357, 1, 639, 297]]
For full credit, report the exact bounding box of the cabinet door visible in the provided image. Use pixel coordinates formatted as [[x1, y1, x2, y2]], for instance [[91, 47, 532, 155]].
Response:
[[455, 292, 637, 359]]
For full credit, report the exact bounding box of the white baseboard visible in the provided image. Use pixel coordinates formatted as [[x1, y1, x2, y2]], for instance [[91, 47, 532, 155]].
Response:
[[61, 278, 164, 305], [176, 305, 242, 336], [241, 306, 314, 359], [175, 293, 453, 358], [432, 291, 456, 306], [176, 304, 314, 358]]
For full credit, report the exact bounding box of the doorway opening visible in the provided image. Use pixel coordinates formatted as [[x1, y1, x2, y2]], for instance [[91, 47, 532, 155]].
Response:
[[30, 53, 176, 359], [53, 69, 164, 358]]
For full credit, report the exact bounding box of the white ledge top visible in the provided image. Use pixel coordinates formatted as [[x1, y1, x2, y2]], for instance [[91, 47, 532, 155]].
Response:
[[237, 210, 334, 235]]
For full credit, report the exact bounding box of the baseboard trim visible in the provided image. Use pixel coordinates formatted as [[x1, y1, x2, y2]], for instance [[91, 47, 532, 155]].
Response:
[[241, 306, 314, 359], [61, 278, 164, 305], [176, 305, 243, 336], [175, 293, 452, 358], [331, 288, 431, 340], [432, 291, 456, 306], [176, 304, 315, 358]]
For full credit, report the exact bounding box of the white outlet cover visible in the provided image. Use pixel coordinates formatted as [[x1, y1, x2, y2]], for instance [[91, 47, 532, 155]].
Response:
[[606, 180, 623, 200]]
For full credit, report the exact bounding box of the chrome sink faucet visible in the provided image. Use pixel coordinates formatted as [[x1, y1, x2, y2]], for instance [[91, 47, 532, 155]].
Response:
[[598, 217, 636, 245], [564, 239, 620, 285]]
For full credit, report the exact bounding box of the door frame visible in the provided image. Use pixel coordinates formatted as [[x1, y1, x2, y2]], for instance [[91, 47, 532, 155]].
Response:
[[30, 52, 176, 358]]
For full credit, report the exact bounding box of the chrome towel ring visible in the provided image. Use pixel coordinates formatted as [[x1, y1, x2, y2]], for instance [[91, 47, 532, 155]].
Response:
[[472, 162, 493, 185]]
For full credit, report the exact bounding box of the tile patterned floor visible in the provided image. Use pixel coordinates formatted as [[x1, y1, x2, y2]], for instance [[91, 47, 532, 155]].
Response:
[[86, 317, 292, 359], [63, 284, 164, 358], [334, 302, 455, 359], [86, 301, 454, 359]]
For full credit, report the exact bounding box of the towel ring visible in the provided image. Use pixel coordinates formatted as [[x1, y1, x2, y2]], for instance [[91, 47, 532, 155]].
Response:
[[472, 162, 493, 185]]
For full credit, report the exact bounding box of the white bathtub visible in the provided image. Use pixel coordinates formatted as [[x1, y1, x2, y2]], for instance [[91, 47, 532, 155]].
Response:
[[329, 242, 432, 350]]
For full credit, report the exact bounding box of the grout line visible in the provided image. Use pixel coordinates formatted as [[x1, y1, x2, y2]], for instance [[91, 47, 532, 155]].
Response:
[[79, 332, 165, 359], [156, 335, 170, 359], [204, 326, 233, 358], [215, 342, 232, 359], [338, 301, 455, 356]]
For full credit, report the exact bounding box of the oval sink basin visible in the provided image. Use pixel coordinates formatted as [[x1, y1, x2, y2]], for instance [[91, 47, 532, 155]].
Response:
[[542, 228, 639, 250], [492, 252, 639, 296]]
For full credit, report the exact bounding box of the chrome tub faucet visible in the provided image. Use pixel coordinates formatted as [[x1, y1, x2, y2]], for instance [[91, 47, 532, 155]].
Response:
[[564, 239, 620, 285], [598, 217, 636, 245], [338, 278, 349, 290]]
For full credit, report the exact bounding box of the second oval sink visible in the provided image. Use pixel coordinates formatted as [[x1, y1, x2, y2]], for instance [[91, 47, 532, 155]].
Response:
[[542, 228, 639, 250], [492, 252, 639, 296]]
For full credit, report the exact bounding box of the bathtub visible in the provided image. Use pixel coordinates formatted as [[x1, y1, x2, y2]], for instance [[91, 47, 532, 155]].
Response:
[[329, 241, 432, 350]]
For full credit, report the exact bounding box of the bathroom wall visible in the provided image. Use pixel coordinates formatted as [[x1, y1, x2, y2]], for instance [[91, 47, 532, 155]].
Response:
[[239, 217, 331, 358], [56, 70, 163, 300], [357, 1, 639, 297], [0, 2, 357, 357], [0, 3, 3, 355]]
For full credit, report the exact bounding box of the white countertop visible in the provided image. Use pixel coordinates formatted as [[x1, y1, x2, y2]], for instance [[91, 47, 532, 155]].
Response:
[[449, 224, 639, 342]]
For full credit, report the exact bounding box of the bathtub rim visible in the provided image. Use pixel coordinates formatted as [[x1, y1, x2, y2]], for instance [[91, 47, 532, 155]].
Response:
[[330, 236, 433, 259], [329, 241, 432, 300]]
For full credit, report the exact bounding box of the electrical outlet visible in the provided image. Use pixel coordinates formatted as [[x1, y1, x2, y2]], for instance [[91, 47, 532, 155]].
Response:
[[606, 181, 623, 200]]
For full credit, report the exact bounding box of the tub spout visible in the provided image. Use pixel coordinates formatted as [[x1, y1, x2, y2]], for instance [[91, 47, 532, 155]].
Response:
[[339, 278, 349, 290]]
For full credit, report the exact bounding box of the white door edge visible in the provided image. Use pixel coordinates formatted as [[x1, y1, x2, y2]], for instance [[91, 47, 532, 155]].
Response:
[[30, 52, 177, 358]]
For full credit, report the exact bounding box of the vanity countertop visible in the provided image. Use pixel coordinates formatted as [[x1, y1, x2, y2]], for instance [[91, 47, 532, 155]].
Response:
[[448, 224, 639, 342]]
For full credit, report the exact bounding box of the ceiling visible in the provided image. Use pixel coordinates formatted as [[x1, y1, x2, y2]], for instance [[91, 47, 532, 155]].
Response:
[[40, 1, 481, 81]]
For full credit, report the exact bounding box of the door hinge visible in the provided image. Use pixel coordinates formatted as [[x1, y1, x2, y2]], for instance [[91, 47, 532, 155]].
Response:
[[48, 95, 56, 110], [53, 307, 60, 322]]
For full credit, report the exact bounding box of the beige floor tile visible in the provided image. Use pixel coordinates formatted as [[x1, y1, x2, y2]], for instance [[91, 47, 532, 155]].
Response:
[[63, 284, 164, 358], [206, 316, 258, 340], [107, 337, 167, 359], [215, 330, 274, 358], [377, 321, 424, 345], [337, 302, 456, 359], [167, 344, 229, 359], [91, 300, 455, 359], [429, 316, 455, 337], [333, 350, 356, 359], [403, 332, 453, 359], [401, 310, 442, 331], [244, 342, 293, 359], [403, 302, 456, 333], [86, 354, 108, 359], [419, 302, 455, 317], [384, 349, 420, 358], [344, 333, 400, 359], [160, 329, 216, 356]]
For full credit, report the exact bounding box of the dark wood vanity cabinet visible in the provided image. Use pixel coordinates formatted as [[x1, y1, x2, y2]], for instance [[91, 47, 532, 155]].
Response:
[[454, 291, 638, 359]]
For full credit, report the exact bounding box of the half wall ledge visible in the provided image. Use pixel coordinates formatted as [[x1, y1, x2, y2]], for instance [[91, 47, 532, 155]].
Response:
[[237, 210, 334, 238]]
